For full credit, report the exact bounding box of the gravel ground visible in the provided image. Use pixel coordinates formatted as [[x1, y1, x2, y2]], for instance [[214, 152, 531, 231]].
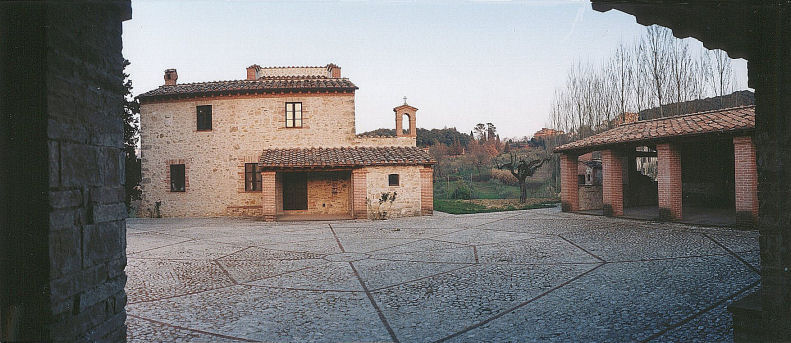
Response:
[[126, 207, 759, 342]]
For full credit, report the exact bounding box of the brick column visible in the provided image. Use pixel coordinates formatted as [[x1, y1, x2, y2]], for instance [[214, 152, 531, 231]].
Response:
[[734, 136, 758, 227], [351, 168, 368, 219], [560, 153, 579, 212], [261, 171, 276, 221], [657, 143, 682, 220], [601, 149, 624, 216], [420, 166, 434, 215]]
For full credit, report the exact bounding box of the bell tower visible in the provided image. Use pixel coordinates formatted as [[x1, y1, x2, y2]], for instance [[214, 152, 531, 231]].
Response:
[[394, 97, 418, 137]]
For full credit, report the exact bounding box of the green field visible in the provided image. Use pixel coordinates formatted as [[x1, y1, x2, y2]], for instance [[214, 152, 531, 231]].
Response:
[[433, 178, 555, 200], [434, 199, 559, 214]]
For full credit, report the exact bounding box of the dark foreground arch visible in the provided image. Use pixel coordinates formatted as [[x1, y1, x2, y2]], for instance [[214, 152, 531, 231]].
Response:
[[1, 1, 131, 341], [592, 1, 791, 341], [1, 1, 788, 341]]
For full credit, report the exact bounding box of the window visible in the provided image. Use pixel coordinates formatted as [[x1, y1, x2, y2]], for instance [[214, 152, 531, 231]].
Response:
[[170, 164, 185, 192], [245, 163, 262, 191], [285, 102, 302, 128], [388, 174, 400, 186], [197, 105, 212, 131]]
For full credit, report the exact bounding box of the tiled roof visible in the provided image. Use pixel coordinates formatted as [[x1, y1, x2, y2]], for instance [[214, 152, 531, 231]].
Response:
[[258, 146, 435, 169], [137, 78, 357, 102], [555, 106, 755, 153]]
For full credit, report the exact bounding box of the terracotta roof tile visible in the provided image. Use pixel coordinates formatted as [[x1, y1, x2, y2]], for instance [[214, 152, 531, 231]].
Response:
[[138, 77, 357, 102], [258, 146, 435, 169], [555, 106, 755, 153]]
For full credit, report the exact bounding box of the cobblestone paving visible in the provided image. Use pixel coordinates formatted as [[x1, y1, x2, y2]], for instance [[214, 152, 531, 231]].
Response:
[[126, 207, 760, 342]]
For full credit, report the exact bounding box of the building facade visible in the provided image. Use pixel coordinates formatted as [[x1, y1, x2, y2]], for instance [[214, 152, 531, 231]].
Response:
[[138, 64, 434, 220]]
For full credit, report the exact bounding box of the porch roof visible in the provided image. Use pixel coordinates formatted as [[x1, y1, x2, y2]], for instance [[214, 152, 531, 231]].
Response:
[[258, 146, 435, 169], [554, 106, 755, 153]]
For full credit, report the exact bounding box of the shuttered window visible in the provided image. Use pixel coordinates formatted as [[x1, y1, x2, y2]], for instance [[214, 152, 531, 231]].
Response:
[[170, 164, 185, 192], [245, 163, 262, 191], [197, 105, 212, 131]]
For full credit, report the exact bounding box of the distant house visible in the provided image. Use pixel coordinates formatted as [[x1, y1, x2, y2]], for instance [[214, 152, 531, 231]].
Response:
[[137, 64, 435, 220], [610, 112, 640, 127], [533, 127, 564, 140]]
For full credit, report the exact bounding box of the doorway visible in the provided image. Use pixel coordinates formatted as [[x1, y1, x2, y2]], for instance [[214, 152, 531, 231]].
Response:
[[283, 172, 307, 210]]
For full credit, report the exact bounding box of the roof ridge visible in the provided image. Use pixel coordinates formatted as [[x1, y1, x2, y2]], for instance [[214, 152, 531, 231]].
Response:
[[257, 65, 330, 69], [554, 105, 756, 153], [619, 105, 756, 127], [153, 77, 352, 87]]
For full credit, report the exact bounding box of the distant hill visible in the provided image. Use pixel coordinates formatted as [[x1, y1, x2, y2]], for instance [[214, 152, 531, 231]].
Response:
[[358, 127, 472, 148], [639, 90, 755, 120]]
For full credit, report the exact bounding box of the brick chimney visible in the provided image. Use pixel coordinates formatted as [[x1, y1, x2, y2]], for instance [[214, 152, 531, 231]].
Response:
[[327, 63, 341, 78], [246, 64, 261, 80], [164, 69, 178, 86]]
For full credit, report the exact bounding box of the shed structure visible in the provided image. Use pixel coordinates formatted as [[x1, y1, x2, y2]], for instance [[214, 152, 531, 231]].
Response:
[[555, 106, 757, 227]]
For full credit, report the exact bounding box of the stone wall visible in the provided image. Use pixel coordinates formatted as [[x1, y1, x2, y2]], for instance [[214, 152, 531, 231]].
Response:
[[352, 135, 416, 147], [1, 2, 130, 341], [364, 166, 423, 219], [578, 185, 603, 211], [258, 66, 330, 78]]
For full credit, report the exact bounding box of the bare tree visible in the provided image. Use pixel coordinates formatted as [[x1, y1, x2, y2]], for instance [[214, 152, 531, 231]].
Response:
[[496, 152, 550, 203], [708, 49, 734, 103], [608, 42, 634, 126], [668, 37, 696, 114], [547, 24, 741, 142], [632, 41, 653, 112], [643, 25, 673, 117]]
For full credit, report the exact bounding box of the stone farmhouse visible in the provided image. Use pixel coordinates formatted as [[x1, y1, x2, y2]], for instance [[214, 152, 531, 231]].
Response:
[[137, 64, 435, 220]]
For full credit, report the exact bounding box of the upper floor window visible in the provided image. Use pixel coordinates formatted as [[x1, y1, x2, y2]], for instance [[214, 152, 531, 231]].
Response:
[[285, 102, 302, 128], [197, 105, 212, 131], [389, 174, 400, 186], [170, 164, 186, 192], [245, 163, 262, 191]]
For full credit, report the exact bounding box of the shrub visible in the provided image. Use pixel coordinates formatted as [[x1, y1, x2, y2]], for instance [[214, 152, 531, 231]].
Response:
[[490, 168, 519, 186], [451, 181, 472, 200]]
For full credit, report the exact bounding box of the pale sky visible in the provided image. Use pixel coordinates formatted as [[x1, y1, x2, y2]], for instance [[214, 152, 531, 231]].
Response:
[[123, 0, 748, 139]]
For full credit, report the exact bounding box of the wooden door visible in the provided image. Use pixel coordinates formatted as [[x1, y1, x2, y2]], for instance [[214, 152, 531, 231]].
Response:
[[283, 173, 308, 210]]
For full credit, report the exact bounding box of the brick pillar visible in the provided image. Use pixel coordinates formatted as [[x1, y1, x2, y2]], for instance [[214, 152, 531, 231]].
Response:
[[601, 149, 624, 216], [351, 168, 368, 219], [420, 166, 434, 215], [734, 136, 758, 227], [261, 171, 276, 221], [657, 143, 682, 220], [560, 153, 579, 212]]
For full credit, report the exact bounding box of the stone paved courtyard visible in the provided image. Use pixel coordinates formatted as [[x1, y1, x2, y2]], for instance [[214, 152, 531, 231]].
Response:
[[125, 207, 760, 342]]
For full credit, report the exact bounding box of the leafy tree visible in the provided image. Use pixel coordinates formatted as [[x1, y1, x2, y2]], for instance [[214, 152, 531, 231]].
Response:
[[486, 122, 497, 142], [496, 151, 550, 203], [473, 123, 487, 141], [467, 142, 492, 177], [122, 60, 141, 212], [358, 127, 472, 148]]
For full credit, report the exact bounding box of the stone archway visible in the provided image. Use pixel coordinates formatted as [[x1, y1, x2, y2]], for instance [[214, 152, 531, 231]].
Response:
[[1, 1, 788, 342], [1, 1, 131, 341]]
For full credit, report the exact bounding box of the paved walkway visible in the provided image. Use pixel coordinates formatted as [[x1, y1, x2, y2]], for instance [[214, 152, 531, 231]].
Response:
[[125, 207, 759, 342]]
